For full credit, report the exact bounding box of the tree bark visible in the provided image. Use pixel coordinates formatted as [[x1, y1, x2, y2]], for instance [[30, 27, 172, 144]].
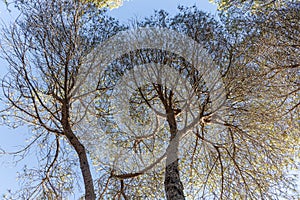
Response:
[[164, 109, 185, 200], [62, 104, 96, 200], [65, 129, 96, 200]]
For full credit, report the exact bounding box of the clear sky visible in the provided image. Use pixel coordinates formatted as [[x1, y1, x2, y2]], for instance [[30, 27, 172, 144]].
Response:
[[0, 0, 217, 198]]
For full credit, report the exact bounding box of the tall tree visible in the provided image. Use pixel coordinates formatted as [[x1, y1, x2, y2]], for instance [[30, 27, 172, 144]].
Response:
[[0, 0, 123, 199], [91, 6, 299, 199]]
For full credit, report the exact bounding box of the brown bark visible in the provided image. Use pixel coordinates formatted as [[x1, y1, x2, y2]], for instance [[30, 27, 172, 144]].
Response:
[[64, 129, 96, 200], [62, 103, 96, 200]]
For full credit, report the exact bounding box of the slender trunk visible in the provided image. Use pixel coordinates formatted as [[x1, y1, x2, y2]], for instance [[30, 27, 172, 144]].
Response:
[[65, 129, 96, 200], [164, 109, 185, 200], [62, 104, 96, 200]]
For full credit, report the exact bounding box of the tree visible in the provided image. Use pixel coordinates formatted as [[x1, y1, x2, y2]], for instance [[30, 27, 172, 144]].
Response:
[[84, 6, 299, 199], [0, 0, 123, 199]]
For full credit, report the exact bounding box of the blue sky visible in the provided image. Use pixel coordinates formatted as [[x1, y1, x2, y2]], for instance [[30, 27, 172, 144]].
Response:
[[0, 0, 217, 197]]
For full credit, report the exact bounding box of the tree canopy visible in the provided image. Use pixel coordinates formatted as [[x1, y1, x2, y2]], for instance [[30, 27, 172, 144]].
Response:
[[80, 0, 125, 9], [210, 0, 295, 12], [0, 0, 124, 198], [0, 0, 299, 199]]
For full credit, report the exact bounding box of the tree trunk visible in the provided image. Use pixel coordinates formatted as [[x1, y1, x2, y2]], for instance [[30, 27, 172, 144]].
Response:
[[164, 109, 185, 200], [65, 130, 96, 200], [62, 104, 96, 200]]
